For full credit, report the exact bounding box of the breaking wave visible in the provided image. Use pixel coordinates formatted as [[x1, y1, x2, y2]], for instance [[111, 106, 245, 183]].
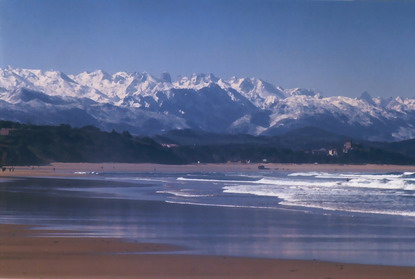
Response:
[[264, 174, 415, 191], [222, 171, 415, 217], [151, 171, 415, 218], [156, 190, 215, 198]]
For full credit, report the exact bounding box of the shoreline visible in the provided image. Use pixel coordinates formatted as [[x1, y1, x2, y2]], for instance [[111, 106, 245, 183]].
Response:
[[1, 163, 415, 278], [1, 223, 414, 279], [2, 162, 415, 178]]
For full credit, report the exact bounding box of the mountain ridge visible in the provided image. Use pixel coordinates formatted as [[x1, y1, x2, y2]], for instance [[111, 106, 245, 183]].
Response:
[[0, 67, 414, 141]]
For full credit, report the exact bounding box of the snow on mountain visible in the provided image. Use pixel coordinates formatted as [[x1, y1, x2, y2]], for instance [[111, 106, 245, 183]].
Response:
[[70, 70, 175, 107], [0, 66, 414, 141], [0, 67, 109, 103], [175, 73, 219, 90], [227, 77, 286, 109], [284, 88, 321, 98]]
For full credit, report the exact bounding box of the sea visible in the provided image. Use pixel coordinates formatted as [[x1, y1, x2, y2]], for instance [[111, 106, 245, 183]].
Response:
[[0, 169, 414, 266]]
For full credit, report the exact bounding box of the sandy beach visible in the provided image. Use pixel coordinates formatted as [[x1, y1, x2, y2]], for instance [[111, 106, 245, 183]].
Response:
[[1, 162, 415, 278], [3, 162, 415, 178], [0, 224, 414, 279]]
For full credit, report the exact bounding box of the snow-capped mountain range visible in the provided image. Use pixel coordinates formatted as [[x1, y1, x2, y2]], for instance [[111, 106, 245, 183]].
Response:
[[0, 66, 414, 141]]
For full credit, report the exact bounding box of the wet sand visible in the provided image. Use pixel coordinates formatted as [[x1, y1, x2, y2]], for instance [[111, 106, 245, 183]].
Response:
[[1, 224, 414, 279], [2, 162, 415, 178], [2, 163, 415, 278]]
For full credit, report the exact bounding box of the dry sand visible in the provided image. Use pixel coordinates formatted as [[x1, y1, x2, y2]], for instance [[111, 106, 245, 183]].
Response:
[[1, 224, 414, 279], [2, 162, 415, 178]]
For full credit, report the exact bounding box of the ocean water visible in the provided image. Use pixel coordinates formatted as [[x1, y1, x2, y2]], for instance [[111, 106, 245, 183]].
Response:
[[0, 170, 414, 266], [64, 170, 415, 216], [161, 171, 415, 217]]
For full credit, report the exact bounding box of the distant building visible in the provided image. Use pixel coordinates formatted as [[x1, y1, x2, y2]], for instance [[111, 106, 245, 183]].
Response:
[[328, 149, 338, 157], [0, 128, 13, 136], [343, 141, 353, 153], [161, 143, 178, 148]]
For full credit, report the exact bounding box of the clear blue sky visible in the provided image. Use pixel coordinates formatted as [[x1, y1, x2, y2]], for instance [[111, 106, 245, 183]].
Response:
[[0, 0, 414, 98]]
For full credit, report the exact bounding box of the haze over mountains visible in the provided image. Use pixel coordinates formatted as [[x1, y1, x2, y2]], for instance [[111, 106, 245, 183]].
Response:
[[0, 67, 414, 142]]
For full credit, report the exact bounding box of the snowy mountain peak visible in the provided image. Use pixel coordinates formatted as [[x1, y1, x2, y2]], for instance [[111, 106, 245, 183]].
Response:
[[88, 69, 112, 81], [175, 73, 218, 89], [284, 88, 321, 98], [226, 77, 286, 108], [190, 73, 218, 84], [0, 67, 414, 141]]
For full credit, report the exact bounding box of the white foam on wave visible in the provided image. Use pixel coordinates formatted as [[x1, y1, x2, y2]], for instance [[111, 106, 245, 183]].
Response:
[[255, 178, 337, 188], [156, 190, 214, 198], [223, 185, 291, 200], [177, 176, 261, 184], [339, 173, 410, 180], [133, 177, 170, 183], [170, 171, 415, 218], [222, 174, 415, 218], [342, 178, 415, 190], [165, 200, 277, 210], [74, 171, 99, 175], [290, 171, 415, 180], [255, 176, 415, 191], [288, 172, 331, 177], [223, 184, 415, 217], [165, 199, 413, 217], [280, 200, 415, 217]]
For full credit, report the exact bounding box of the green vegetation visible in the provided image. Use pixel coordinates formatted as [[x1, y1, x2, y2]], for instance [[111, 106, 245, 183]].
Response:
[[170, 144, 414, 165], [0, 121, 414, 166], [0, 121, 181, 165]]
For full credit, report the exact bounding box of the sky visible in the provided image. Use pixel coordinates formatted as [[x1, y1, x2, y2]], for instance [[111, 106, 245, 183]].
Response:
[[0, 0, 414, 98]]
